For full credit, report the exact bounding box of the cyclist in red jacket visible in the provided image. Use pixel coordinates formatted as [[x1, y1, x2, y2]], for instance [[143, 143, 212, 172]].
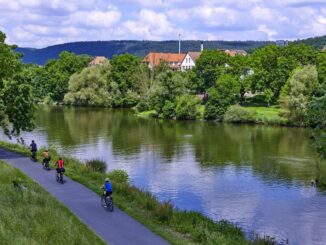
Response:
[[55, 157, 65, 176]]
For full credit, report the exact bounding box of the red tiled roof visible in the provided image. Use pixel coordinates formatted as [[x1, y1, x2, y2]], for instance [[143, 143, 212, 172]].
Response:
[[188, 52, 201, 62], [143, 52, 186, 67]]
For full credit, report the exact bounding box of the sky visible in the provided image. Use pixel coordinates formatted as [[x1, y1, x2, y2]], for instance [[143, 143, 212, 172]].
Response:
[[0, 0, 326, 48]]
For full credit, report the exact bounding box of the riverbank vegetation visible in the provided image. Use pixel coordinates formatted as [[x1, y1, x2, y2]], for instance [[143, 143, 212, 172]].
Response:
[[2, 27, 325, 129], [0, 141, 276, 245], [0, 161, 105, 244]]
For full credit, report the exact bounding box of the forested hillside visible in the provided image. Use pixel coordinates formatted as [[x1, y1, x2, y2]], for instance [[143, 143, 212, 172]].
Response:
[[16, 40, 272, 65], [297, 35, 326, 49]]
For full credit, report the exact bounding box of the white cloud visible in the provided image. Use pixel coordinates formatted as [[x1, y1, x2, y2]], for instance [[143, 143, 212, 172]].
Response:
[[69, 9, 121, 28], [0, 0, 325, 47], [258, 24, 278, 39]]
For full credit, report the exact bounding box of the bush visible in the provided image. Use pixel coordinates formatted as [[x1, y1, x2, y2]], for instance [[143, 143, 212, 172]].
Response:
[[107, 170, 129, 183], [175, 95, 200, 120], [85, 159, 107, 173], [162, 101, 175, 119], [135, 100, 149, 112], [224, 105, 256, 123], [204, 102, 227, 121]]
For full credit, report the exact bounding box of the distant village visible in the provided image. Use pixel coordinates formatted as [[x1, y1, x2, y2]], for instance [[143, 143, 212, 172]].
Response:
[[88, 40, 298, 72], [89, 42, 248, 71]]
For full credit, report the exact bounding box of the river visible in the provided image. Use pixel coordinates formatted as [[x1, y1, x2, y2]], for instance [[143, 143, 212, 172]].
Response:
[[2, 106, 326, 245]]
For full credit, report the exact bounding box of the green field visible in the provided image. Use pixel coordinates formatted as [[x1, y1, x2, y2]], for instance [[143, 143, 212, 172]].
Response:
[[0, 161, 105, 245], [245, 106, 288, 125]]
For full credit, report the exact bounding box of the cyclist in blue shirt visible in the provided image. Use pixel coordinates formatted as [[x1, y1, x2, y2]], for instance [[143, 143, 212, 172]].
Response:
[[101, 178, 113, 198]]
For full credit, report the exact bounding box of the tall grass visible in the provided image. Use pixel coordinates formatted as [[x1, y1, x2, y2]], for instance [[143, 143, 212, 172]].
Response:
[[0, 141, 277, 245], [86, 159, 107, 173], [0, 161, 105, 245]]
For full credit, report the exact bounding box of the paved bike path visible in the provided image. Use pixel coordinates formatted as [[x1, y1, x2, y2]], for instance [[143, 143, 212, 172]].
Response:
[[0, 148, 169, 245]]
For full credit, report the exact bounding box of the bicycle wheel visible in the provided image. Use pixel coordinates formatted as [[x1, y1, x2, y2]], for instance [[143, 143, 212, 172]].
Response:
[[106, 197, 114, 212]]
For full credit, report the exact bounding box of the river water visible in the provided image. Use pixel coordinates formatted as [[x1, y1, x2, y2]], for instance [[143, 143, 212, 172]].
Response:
[[3, 106, 326, 245]]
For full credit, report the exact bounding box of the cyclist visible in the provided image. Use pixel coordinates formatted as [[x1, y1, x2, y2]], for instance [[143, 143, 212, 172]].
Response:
[[101, 178, 113, 198], [29, 140, 37, 160], [55, 157, 65, 177], [42, 149, 51, 168]]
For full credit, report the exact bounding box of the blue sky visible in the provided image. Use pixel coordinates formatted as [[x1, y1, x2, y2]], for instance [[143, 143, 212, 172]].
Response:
[[0, 0, 325, 48]]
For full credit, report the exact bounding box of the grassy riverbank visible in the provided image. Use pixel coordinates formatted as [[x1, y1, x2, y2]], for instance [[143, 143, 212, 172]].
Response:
[[0, 141, 276, 245], [137, 105, 289, 126], [0, 161, 105, 245]]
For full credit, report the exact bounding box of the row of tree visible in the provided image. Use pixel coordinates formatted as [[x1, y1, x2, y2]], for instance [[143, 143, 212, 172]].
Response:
[[20, 41, 325, 127]]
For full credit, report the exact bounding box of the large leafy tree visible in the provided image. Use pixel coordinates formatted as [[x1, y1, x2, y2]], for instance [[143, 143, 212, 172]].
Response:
[[148, 70, 188, 114], [228, 55, 253, 104], [39, 51, 91, 102], [0, 31, 35, 136], [204, 74, 239, 120], [64, 62, 112, 107], [108, 54, 147, 107], [251, 44, 317, 100], [192, 50, 229, 93], [281, 65, 318, 123]]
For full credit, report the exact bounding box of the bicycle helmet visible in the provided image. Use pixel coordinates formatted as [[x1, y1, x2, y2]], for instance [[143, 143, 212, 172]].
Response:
[[105, 178, 110, 182]]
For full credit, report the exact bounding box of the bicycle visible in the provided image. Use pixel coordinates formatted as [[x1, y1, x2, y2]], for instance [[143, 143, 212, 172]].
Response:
[[42, 158, 51, 171], [30, 151, 37, 162], [56, 171, 64, 184], [101, 191, 114, 212]]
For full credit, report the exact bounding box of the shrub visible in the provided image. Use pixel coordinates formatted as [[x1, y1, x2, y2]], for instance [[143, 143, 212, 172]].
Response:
[[107, 169, 129, 183], [224, 105, 256, 123], [85, 159, 107, 173], [162, 101, 175, 119], [204, 102, 227, 121], [175, 95, 200, 120], [135, 100, 149, 112]]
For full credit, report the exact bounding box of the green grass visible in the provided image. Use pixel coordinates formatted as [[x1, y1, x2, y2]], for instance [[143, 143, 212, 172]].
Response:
[[0, 160, 105, 245], [136, 110, 158, 118], [0, 141, 276, 245], [245, 106, 289, 125]]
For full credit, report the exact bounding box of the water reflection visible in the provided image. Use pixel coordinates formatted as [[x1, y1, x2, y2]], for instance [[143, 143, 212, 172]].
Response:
[[3, 106, 326, 245]]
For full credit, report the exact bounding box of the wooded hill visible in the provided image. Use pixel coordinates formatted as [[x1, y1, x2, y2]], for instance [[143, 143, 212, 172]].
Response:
[[16, 35, 326, 65]]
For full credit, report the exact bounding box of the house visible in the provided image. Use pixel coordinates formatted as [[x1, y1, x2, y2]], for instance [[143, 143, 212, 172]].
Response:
[[224, 49, 247, 56], [89, 56, 108, 66], [181, 42, 204, 71], [275, 40, 289, 47], [143, 52, 186, 70], [181, 52, 201, 71]]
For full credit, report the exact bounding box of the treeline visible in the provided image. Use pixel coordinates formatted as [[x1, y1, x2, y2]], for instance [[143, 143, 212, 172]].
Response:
[[23, 42, 325, 127], [16, 35, 326, 65], [17, 40, 272, 65]]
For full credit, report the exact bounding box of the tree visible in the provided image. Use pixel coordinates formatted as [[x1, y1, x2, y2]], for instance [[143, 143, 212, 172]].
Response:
[[204, 74, 239, 120], [39, 51, 91, 102], [148, 70, 188, 115], [281, 65, 318, 123], [175, 95, 200, 120], [251, 44, 317, 100], [308, 95, 326, 159], [0, 31, 35, 136], [228, 55, 252, 104], [64, 62, 112, 107], [317, 52, 326, 84], [108, 54, 146, 107], [192, 50, 229, 93]]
